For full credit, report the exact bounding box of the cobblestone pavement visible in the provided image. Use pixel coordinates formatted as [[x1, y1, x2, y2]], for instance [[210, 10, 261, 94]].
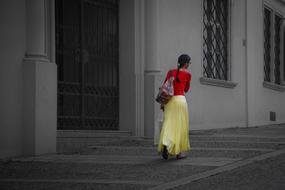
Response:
[[171, 152, 285, 190], [1, 124, 285, 190]]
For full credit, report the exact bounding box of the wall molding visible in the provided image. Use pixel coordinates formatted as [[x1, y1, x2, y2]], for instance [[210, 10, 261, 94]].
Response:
[[263, 81, 285, 92], [200, 77, 238, 88], [134, 0, 145, 136]]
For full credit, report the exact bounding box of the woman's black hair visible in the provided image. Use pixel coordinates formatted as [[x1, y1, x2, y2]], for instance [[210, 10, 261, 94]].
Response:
[[176, 54, 191, 82]]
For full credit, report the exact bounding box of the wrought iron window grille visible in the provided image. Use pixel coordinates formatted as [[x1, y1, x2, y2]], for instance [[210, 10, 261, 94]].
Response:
[[203, 0, 229, 81], [274, 14, 282, 85], [263, 6, 285, 86], [264, 7, 271, 82]]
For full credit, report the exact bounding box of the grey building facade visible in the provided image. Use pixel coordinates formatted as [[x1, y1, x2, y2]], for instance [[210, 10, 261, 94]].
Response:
[[1, 0, 285, 159]]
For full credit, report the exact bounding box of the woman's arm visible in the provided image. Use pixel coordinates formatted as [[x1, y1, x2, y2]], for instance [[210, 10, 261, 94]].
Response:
[[184, 73, 191, 92]]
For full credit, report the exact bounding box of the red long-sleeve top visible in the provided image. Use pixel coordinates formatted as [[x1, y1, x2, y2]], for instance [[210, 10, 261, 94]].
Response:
[[164, 69, 191, 96]]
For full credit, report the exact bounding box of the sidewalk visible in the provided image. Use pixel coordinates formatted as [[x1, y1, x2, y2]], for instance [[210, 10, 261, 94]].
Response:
[[1, 124, 285, 190]]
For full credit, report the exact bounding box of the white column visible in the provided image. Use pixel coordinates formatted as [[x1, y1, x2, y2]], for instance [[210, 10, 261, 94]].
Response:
[[144, 0, 160, 73], [26, 0, 47, 58], [23, 0, 57, 155], [144, 0, 162, 141], [134, 0, 145, 137]]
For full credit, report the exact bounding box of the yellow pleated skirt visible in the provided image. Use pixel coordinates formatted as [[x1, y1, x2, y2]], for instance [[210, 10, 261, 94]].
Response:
[[158, 95, 190, 156]]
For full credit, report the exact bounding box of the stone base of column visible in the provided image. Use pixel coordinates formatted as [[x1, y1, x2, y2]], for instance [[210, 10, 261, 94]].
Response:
[[144, 71, 162, 144], [23, 57, 57, 156]]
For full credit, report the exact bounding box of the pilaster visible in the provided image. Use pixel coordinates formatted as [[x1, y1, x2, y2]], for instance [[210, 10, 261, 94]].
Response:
[[144, 0, 162, 140], [23, 0, 57, 155]]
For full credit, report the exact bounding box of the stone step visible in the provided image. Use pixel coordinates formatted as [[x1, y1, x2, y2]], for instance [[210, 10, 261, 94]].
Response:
[[189, 135, 285, 142], [0, 180, 154, 190], [190, 125, 285, 137], [79, 146, 272, 159], [79, 139, 285, 149], [57, 137, 153, 153], [11, 155, 242, 167], [0, 160, 214, 183], [56, 130, 285, 153], [190, 141, 285, 149], [58, 137, 285, 147], [57, 130, 132, 138]]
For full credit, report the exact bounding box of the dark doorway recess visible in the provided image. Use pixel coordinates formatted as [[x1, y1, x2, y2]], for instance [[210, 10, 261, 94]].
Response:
[[56, 0, 119, 130]]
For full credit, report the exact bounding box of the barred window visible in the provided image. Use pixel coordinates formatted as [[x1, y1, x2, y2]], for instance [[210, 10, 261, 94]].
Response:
[[264, 8, 271, 82], [203, 0, 229, 80], [274, 14, 282, 85], [264, 6, 282, 85]]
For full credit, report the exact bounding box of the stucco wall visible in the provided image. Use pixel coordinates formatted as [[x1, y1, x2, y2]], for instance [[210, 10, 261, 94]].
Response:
[[247, 0, 285, 126], [157, 0, 247, 130], [0, 0, 26, 158]]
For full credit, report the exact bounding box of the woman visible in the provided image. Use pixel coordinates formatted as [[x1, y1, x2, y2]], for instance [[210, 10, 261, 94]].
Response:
[[158, 54, 192, 160]]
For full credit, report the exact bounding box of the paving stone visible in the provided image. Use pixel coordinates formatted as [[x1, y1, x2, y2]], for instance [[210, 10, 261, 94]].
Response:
[[1, 124, 285, 190], [0, 182, 152, 190], [171, 153, 285, 190]]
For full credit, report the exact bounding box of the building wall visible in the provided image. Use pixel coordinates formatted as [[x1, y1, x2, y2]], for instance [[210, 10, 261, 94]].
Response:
[[22, 0, 57, 156], [0, 0, 284, 159], [247, 0, 285, 126], [153, 0, 285, 131], [0, 0, 57, 159], [0, 0, 26, 158], [156, 0, 248, 130]]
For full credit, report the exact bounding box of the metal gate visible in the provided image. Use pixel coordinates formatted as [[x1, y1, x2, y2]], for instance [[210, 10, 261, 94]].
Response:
[[56, 0, 119, 130]]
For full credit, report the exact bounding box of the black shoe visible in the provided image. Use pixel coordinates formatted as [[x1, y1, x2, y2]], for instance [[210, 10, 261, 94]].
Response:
[[162, 146, 168, 160]]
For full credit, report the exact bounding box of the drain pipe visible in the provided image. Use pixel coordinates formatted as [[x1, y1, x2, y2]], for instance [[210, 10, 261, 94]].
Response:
[[245, 0, 249, 128]]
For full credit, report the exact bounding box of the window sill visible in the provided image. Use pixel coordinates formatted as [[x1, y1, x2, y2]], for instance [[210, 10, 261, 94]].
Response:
[[263, 81, 285, 92], [200, 77, 238, 89]]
